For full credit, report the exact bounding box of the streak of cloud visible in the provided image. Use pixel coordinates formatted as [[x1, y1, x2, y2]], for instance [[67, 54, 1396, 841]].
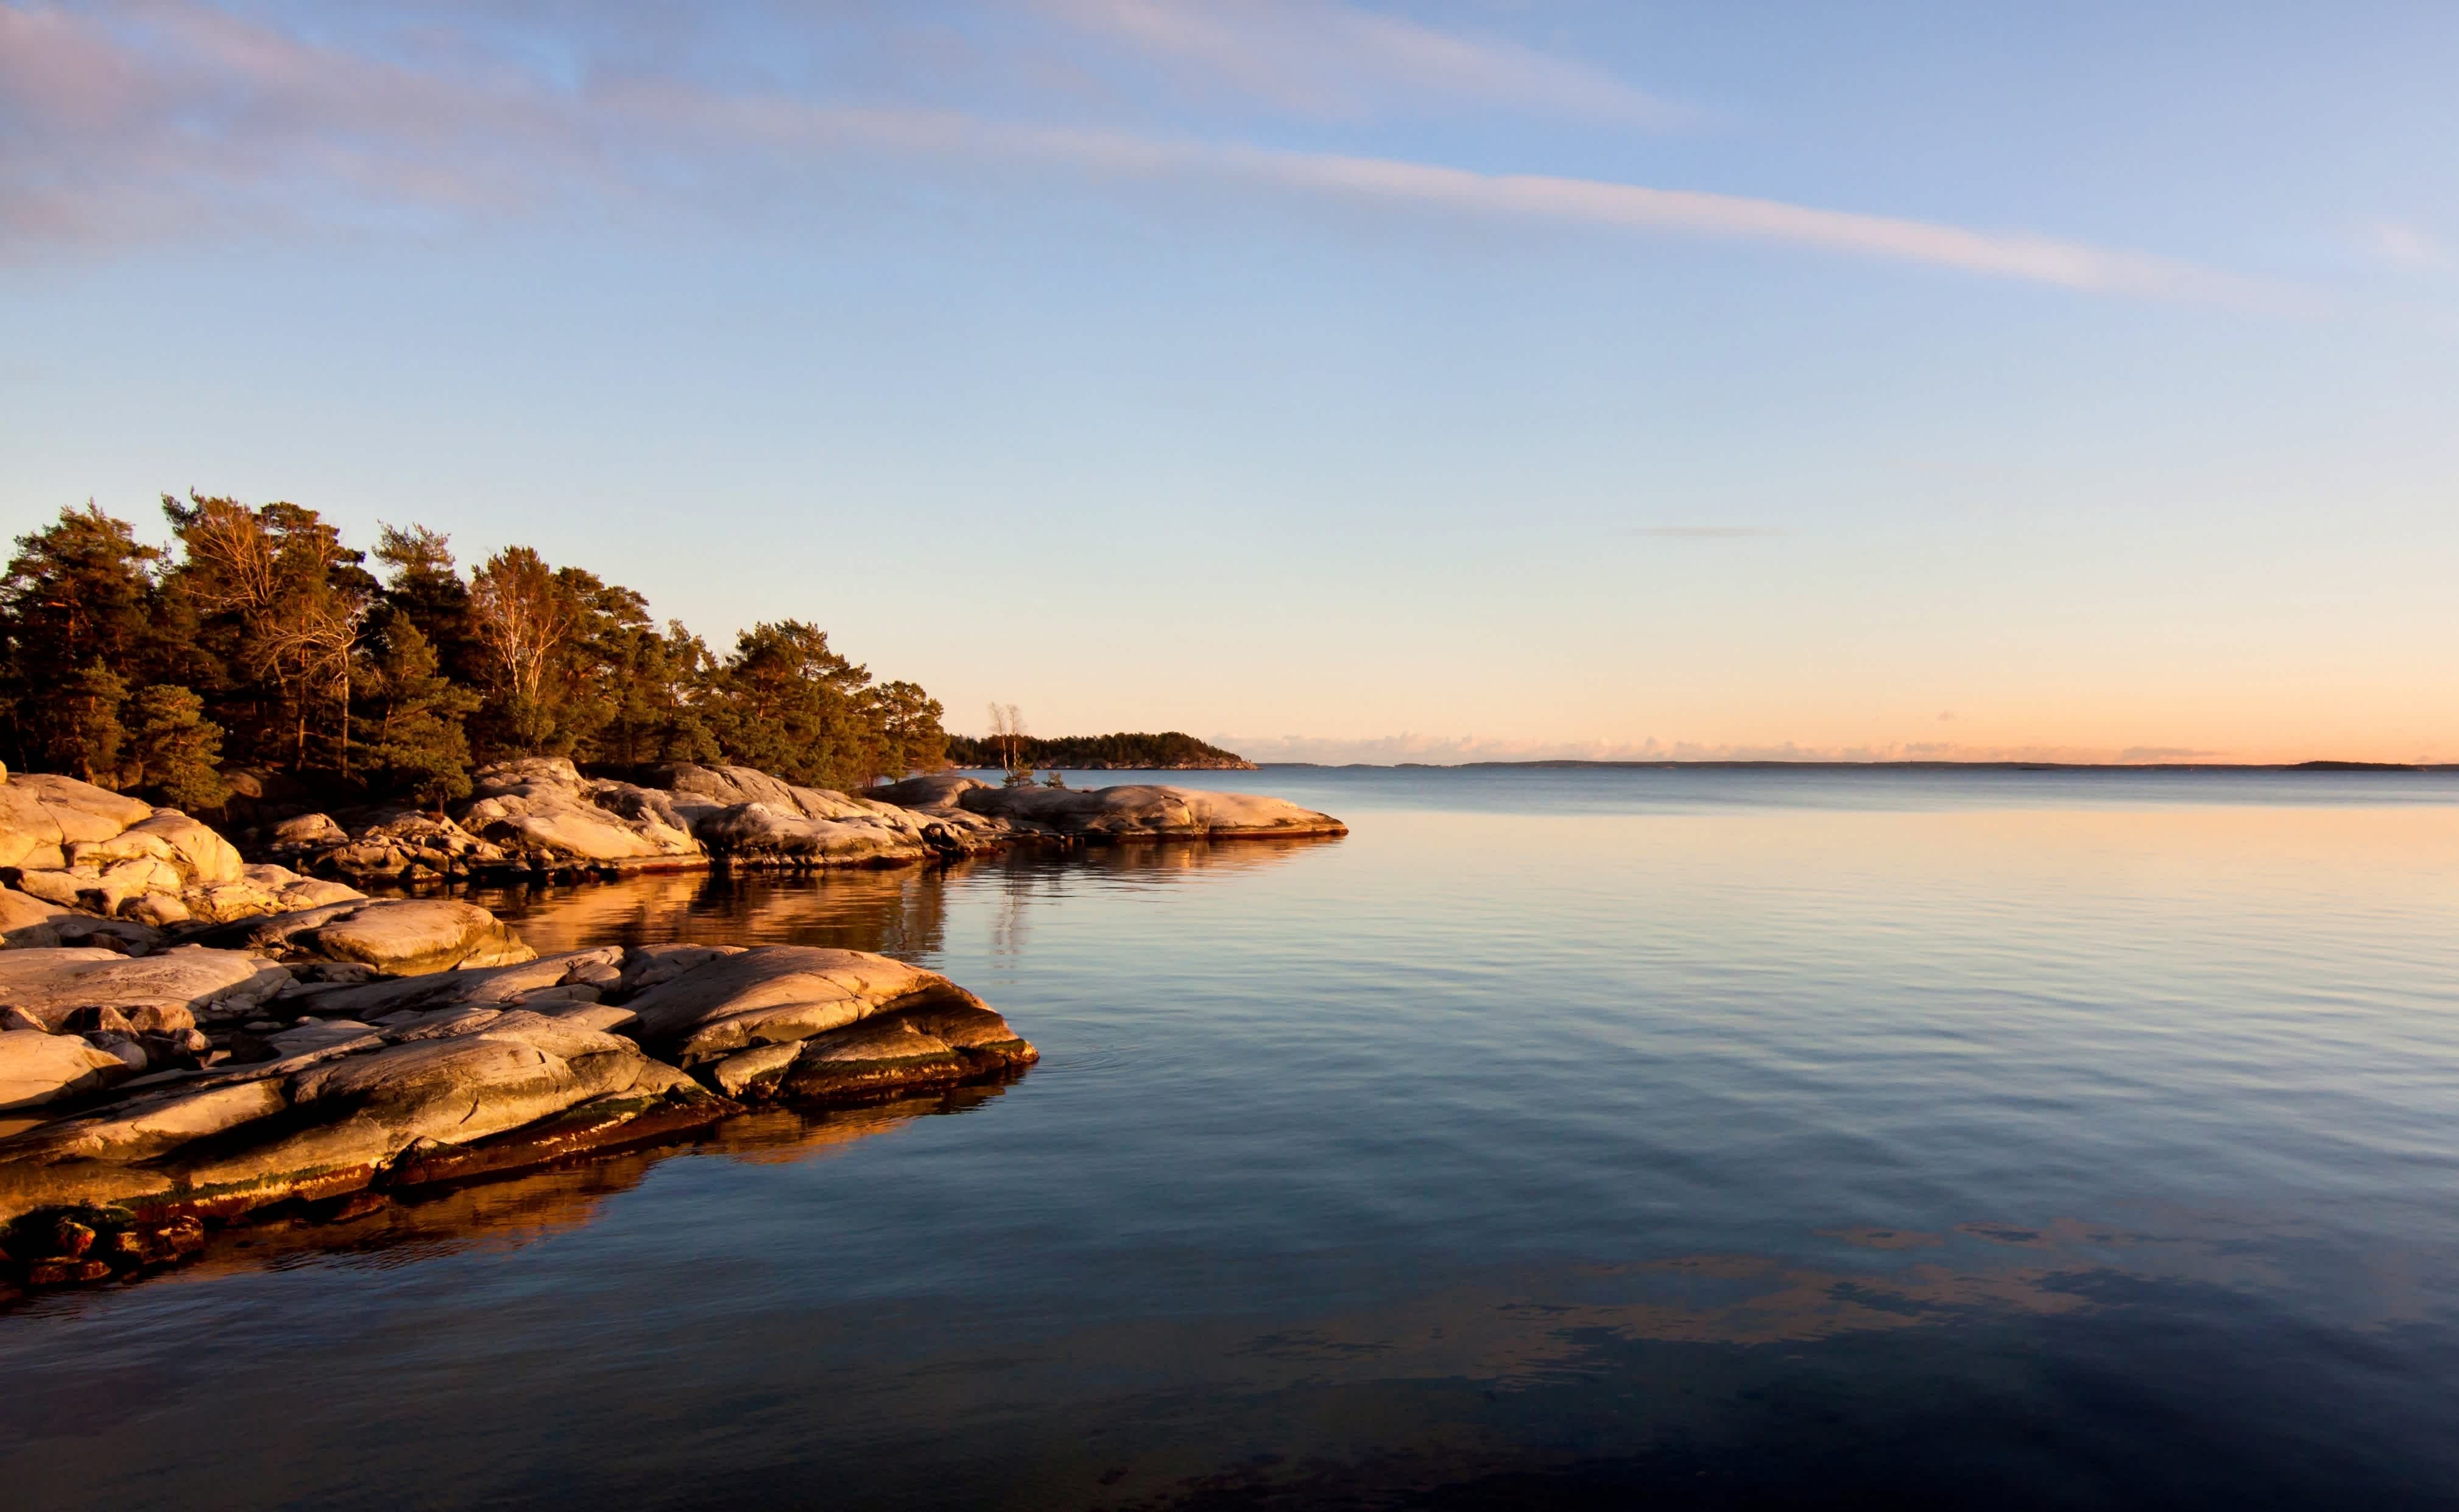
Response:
[[0, 1, 2285, 307], [1036, 0, 1683, 124]]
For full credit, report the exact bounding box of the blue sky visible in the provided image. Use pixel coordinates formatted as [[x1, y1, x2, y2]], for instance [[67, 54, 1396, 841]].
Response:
[[4, 1, 2455, 761]]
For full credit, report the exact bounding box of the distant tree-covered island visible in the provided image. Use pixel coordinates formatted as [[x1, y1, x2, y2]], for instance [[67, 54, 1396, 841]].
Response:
[[0, 496, 950, 811], [944, 731, 1255, 771]]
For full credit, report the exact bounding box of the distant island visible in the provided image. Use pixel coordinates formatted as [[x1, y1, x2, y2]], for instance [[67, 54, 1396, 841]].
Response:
[[944, 731, 1256, 771]]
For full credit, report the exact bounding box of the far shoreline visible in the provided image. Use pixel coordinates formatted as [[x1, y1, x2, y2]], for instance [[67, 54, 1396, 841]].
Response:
[[1244, 759, 2457, 773]]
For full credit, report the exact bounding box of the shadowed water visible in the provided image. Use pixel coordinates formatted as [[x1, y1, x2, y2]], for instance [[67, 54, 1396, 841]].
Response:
[[7, 767, 2459, 1509]]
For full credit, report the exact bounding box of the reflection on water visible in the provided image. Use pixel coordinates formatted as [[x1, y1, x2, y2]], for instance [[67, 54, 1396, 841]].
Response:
[[68, 1085, 1021, 1299], [470, 837, 1339, 959], [10, 771, 2459, 1510]]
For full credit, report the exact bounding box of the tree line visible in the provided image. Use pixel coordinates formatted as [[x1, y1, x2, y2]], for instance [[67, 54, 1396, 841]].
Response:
[[943, 730, 1252, 771], [0, 497, 948, 812]]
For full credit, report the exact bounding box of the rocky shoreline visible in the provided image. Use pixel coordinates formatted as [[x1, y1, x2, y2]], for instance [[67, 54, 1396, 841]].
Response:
[[0, 761, 1344, 1298], [250, 758, 1343, 885]]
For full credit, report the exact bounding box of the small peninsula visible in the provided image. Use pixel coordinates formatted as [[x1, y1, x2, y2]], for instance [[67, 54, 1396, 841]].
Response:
[[0, 756, 1343, 1295], [0, 498, 1346, 1295]]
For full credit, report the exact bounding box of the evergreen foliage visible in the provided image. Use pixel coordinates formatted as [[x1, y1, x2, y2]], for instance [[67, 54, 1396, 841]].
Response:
[[65, 665, 129, 787], [0, 497, 952, 806], [127, 684, 231, 811]]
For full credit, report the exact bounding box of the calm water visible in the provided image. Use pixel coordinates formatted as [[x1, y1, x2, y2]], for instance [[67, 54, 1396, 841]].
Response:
[[9, 767, 2459, 1509]]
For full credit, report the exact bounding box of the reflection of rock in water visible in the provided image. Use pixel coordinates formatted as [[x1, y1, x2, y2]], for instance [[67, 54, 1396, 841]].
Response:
[[475, 835, 1345, 958], [46, 1081, 1018, 1300], [467, 866, 959, 958]]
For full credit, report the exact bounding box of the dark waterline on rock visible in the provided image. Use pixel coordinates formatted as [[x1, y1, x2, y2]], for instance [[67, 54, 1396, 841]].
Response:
[[8, 766, 2459, 1509]]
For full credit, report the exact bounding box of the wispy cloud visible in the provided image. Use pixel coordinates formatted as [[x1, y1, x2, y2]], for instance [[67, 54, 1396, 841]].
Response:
[[2366, 222, 2450, 272], [1037, 0, 1682, 124], [0, 1, 2280, 306]]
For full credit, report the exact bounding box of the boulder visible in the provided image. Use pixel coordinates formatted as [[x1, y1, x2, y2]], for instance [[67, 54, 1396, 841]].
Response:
[[0, 773, 154, 871], [0, 947, 292, 1030], [269, 813, 348, 849], [457, 758, 702, 867], [129, 890, 194, 928], [0, 1030, 131, 1111], [206, 865, 367, 917], [0, 885, 76, 948], [689, 803, 934, 867], [8, 867, 94, 910], [79, 810, 245, 887], [657, 764, 984, 860], [190, 898, 534, 976], [0, 772, 273, 933]]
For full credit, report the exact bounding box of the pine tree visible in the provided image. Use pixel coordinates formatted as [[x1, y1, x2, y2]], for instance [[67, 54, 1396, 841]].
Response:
[[708, 621, 880, 790], [0, 505, 161, 773], [373, 523, 479, 684], [358, 610, 479, 809], [128, 684, 231, 811], [65, 664, 129, 787]]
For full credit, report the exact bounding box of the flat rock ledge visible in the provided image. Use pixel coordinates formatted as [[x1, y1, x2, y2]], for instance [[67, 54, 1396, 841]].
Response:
[[0, 926, 1034, 1296]]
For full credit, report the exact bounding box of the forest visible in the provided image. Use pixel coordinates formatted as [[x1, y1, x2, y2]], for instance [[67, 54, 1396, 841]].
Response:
[[0, 496, 947, 812]]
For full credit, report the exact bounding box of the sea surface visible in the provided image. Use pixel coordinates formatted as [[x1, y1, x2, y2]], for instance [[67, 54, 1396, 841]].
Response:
[[9, 765, 2459, 1509]]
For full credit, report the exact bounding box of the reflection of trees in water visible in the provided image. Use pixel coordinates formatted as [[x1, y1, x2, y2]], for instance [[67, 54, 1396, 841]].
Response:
[[470, 863, 958, 960], [478, 835, 1345, 961]]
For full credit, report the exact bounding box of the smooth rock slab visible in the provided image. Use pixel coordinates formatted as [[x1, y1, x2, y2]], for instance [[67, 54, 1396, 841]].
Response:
[[98, 1013, 703, 1224], [1, 1077, 289, 1162], [0, 1030, 130, 1111], [619, 946, 995, 1065], [0, 947, 292, 1030]]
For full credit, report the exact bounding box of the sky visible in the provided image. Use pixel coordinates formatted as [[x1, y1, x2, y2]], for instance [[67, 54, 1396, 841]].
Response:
[[3, 1, 2455, 763]]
